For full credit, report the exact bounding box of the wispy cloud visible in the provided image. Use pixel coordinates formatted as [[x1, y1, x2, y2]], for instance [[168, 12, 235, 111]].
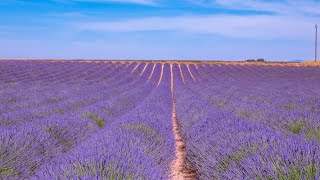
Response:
[[1, 0, 318, 60], [192, 0, 320, 16], [77, 14, 317, 40], [60, 0, 156, 5], [74, 0, 319, 40]]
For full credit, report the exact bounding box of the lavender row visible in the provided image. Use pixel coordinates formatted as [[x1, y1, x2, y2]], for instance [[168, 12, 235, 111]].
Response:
[[187, 65, 320, 142], [0, 62, 156, 127], [0, 62, 164, 179], [32, 64, 175, 179], [173, 67, 320, 179], [173, 64, 320, 179]]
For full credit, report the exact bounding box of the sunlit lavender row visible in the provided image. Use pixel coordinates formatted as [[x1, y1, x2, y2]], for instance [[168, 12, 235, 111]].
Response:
[[1, 60, 320, 180]]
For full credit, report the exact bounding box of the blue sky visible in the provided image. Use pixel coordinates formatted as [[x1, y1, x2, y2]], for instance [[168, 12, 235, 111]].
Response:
[[0, 0, 319, 61]]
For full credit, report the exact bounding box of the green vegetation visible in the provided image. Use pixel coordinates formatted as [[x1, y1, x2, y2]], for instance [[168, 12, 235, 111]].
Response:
[[44, 125, 76, 152], [282, 103, 298, 110], [0, 167, 13, 177], [122, 123, 157, 136], [306, 164, 317, 180], [274, 163, 317, 180], [84, 113, 105, 128], [287, 121, 307, 134], [306, 128, 320, 140], [62, 160, 137, 180], [219, 145, 259, 172]]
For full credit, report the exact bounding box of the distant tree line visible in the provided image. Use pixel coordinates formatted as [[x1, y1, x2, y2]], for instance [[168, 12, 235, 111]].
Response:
[[245, 58, 265, 62]]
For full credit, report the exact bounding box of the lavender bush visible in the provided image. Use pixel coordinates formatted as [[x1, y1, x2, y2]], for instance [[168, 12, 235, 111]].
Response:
[[1, 60, 320, 179]]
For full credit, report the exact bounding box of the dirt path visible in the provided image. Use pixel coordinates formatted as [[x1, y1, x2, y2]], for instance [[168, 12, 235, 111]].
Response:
[[139, 63, 148, 76], [187, 64, 197, 83], [178, 64, 186, 84], [131, 63, 140, 73], [157, 64, 164, 87], [170, 64, 196, 180], [148, 64, 156, 80], [195, 64, 205, 79]]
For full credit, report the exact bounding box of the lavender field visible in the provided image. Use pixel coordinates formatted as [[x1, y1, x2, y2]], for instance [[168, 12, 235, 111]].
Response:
[[1, 60, 320, 180]]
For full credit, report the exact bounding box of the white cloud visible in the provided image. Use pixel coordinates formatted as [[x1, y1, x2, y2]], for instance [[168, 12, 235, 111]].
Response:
[[77, 14, 317, 40], [63, 0, 156, 5], [194, 0, 320, 16]]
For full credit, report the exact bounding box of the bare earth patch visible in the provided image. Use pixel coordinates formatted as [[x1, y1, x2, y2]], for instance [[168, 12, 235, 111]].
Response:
[[170, 64, 196, 180]]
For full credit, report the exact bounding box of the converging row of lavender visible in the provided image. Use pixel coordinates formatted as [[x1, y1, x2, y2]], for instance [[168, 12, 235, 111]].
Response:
[[1, 60, 320, 179]]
